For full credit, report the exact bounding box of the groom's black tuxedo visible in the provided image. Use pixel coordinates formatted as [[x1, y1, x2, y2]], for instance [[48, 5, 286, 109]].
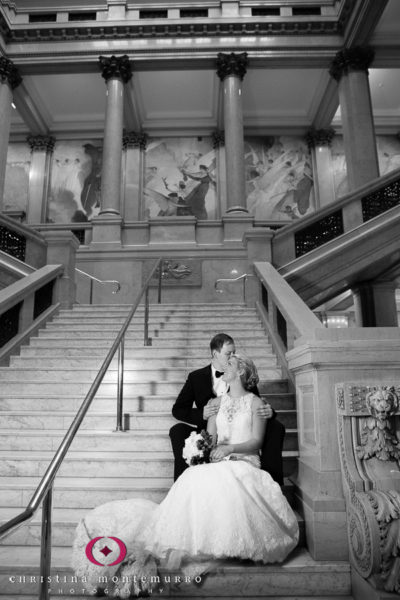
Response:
[[170, 364, 285, 485]]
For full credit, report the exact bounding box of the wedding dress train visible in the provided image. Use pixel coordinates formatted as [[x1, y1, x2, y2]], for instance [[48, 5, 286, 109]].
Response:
[[72, 392, 299, 597]]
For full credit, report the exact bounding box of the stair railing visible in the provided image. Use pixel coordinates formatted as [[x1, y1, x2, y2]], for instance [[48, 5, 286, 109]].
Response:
[[75, 267, 121, 303], [215, 273, 255, 303], [0, 257, 163, 600]]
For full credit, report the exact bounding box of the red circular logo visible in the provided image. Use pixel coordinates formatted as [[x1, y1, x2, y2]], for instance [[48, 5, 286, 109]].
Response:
[[85, 536, 127, 566]]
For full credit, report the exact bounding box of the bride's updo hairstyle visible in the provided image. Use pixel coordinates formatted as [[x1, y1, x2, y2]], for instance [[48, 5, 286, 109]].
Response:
[[234, 354, 259, 391]]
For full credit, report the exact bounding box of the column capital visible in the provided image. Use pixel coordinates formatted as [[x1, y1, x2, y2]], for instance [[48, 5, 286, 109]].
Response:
[[0, 56, 22, 90], [329, 46, 375, 82], [27, 134, 55, 152], [98, 54, 132, 84], [306, 127, 335, 149], [212, 130, 225, 148], [123, 131, 147, 150], [216, 52, 248, 81]]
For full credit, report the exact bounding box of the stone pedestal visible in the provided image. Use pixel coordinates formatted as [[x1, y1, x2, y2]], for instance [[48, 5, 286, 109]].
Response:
[[91, 214, 123, 247], [43, 230, 79, 308], [223, 214, 253, 243], [216, 53, 248, 214], [243, 228, 273, 306], [287, 328, 400, 561], [27, 135, 55, 224], [330, 47, 379, 191]]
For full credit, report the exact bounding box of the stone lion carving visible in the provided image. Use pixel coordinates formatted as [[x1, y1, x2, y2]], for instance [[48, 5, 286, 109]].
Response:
[[357, 387, 400, 463]]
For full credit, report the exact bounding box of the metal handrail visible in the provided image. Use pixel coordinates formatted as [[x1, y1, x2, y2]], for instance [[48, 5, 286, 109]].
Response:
[[215, 273, 255, 303], [75, 267, 121, 303], [0, 257, 163, 600]]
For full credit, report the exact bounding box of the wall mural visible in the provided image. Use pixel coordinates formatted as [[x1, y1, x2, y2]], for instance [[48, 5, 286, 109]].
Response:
[[245, 136, 314, 221], [331, 134, 400, 199], [4, 143, 30, 214], [47, 141, 102, 224], [143, 137, 217, 220]]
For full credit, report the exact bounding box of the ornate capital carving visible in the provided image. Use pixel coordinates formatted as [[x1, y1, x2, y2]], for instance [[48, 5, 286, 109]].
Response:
[[98, 55, 132, 84], [306, 127, 335, 149], [123, 131, 147, 150], [27, 134, 55, 152], [216, 52, 248, 81], [0, 56, 22, 90], [212, 130, 225, 148], [329, 46, 375, 82]]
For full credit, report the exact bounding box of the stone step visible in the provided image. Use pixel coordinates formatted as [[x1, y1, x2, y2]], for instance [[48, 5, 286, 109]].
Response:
[[9, 355, 278, 370], [0, 546, 351, 598], [50, 315, 262, 325], [0, 363, 279, 381], [36, 328, 269, 339], [0, 449, 298, 479], [22, 341, 273, 355], [0, 407, 297, 430], [0, 392, 296, 412], [0, 505, 305, 548], [27, 336, 272, 348], [0, 475, 297, 510], [0, 428, 299, 452]]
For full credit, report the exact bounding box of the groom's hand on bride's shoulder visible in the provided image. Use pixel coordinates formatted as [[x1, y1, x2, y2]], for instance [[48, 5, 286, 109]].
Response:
[[256, 402, 273, 420], [203, 397, 221, 420]]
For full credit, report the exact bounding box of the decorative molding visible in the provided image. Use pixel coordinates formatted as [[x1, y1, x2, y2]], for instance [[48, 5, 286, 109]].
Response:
[[212, 130, 225, 148], [27, 134, 55, 152], [123, 131, 147, 150], [329, 46, 375, 82], [216, 52, 248, 81], [98, 54, 132, 84], [306, 127, 335, 149], [0, 56, 22, 89]]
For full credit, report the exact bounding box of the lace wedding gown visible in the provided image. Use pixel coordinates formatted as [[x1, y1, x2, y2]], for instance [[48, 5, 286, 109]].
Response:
[[72, 392, 299, 596]]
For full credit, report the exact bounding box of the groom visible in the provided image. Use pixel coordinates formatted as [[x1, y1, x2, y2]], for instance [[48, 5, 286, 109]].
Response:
[[169, 332, 285, 485]]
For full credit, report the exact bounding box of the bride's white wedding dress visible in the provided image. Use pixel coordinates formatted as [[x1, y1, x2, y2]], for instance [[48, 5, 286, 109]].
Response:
[[72, 392, 299, 596]]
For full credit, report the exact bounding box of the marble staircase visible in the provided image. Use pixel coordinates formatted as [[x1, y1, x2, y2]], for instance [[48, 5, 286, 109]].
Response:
[[0, 303, 352, 598]]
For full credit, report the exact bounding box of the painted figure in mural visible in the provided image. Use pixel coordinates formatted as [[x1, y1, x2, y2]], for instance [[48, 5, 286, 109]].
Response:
[[79, 144, 102, 219], [179, 164, 216, 220]]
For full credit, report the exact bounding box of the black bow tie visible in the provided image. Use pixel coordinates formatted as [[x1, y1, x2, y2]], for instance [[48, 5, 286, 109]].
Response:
[[215, 371, 224, 378]]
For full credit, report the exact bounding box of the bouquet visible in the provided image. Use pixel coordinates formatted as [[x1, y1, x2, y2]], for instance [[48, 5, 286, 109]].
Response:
[[182, 430, 214, 466]]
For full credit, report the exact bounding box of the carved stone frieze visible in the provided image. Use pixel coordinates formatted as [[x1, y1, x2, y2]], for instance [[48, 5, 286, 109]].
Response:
[[0, 56, 22, 90], [27, 134, 56, 152], [216, 52, 248, 81], [336, 381, 400, 595], [329, 46, 375, 82], [306, 127, 335, 149], [99, 54, 132, 84], [142, 259, 201, 287], [123, 131, 147, 150]]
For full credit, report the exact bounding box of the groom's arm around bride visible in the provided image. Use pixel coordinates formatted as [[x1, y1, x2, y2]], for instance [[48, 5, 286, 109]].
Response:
[[169, 333, 286, 485]]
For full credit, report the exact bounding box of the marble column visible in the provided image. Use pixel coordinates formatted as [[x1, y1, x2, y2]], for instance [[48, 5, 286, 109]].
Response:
[[211, 130, 225, 218], [27, 135, 55, 224], [352, 280, 398, 327], [98, 54, 132, 216], [329, 46, 379, 192], [122, 131, 147, 221], [306, 128, 336, 209], [0, 57, 22, 209], [216, 52, 248, 214]]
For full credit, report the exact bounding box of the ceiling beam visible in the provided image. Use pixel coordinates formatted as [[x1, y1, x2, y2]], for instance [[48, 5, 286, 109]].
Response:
[[343, 0, 390, 46], [13, 81, 51, 134]]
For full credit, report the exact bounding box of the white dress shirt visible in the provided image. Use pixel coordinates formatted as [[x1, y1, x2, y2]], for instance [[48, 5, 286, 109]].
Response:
[[211, 365, 228, 397]]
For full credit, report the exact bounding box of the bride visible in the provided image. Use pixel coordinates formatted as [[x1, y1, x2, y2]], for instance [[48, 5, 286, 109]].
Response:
[[72, 354, 299, 597]]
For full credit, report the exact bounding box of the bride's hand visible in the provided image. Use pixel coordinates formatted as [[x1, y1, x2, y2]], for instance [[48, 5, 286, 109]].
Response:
[[210, 443, 233, 462]]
